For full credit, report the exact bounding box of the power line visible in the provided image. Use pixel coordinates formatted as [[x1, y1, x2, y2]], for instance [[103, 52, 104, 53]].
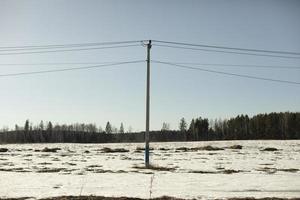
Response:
[[152, 60, 300, 85], [0, 40, 142, 50], [153, 44, 300, 59], [1, 61, 299, 70], [0, 60, 145, 78], [0, 44, 141, 56], [153, 40, 300, 56], [0, 62, 119, 66], [163, 62, 300, 69]]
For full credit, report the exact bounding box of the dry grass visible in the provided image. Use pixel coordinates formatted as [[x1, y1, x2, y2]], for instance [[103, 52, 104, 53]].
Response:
[[176, 146, 224, 152], [227, 145, 243, 150], [261, 147, 279, 151], [256, 167, 299, 174], [100, 148, 129, 153], [133, 164, 176, 172], [41, 147, 62, 153], [0, 148, 8, 152], [0, 167, 30, 172], [136, 147, 154, 151], [188, 169, 246, 174], [36, 167, 66, 173]]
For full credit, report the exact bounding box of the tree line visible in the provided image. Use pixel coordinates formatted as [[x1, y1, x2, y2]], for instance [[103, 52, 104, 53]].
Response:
[[0, 112, 299, 143]]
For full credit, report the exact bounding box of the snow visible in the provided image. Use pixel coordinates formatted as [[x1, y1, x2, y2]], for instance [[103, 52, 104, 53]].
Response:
[[0, 140, 299, 199]]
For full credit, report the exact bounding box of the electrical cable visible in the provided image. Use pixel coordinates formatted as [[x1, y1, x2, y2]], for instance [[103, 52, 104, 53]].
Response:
[[0, 45, 141, 55], [152, 60, 300, 85], [0, 40, 142, 50], [153, 44, 300, 59], [153, 40, 300, 56], [0, 60, 145, 78], [165, 62, 300, 69]]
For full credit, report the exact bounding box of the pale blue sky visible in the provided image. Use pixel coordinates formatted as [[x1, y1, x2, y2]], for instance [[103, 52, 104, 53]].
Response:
[[0, 0, 300, 131]]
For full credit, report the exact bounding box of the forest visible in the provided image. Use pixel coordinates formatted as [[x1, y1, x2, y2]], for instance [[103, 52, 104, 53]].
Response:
[[0, 112, 299, 143]]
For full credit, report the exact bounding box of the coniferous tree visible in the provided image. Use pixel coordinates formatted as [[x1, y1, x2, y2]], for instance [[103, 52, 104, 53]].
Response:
[[105, 121, 112, 134], [24, 120, 29, 133], [179, 117, 187, 132], [47, 121, 53, 133], [188, 119, 195, 140], [120, 123, 124, 134], [15, 124, 19, 131]]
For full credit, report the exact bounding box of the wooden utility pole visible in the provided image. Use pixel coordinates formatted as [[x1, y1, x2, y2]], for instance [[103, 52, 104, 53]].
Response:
[[145, 40, 151, 168]]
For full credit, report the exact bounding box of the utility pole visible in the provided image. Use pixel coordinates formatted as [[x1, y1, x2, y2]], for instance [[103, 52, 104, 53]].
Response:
[[145, 40, 151, 168]]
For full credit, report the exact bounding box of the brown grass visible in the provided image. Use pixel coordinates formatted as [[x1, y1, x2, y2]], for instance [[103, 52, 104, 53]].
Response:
[[133, 164, 176, 172], [101, 148, 129, 153], [0, 148, 8, 152], [261, 147, 279, 151]]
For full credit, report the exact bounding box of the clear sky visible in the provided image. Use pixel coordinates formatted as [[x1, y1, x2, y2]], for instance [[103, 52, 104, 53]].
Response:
[[0, 0, 300, 131]]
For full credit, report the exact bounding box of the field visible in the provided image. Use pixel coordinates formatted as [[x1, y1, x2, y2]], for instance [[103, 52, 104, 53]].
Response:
[[0, 140, 299, 199]]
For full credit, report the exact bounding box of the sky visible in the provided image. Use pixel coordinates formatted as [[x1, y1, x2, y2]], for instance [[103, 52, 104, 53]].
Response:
[[0, 0, 300, 131]]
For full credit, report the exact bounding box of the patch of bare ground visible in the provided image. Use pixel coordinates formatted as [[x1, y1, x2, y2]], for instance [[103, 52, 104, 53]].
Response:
[[100, 147, 129, 153], [0, 148, 8, 152], [176, 146, 224, 152], [261, 147, 279, 151], [136, 147, 154, 151], [86, 164, 102, 168], [256, 167, 299, 174], [63, 162, 77, 166], [133, 164, 176, 172], [22, 154, 32, 157], [227, 145, 243, 149], [188, 170, 217, 174], [222, 169, 247, 174], [158, 148, 171, 151], [278, 168, 299, 172], [38, 162, 52, 165], [85, 168, 128, 173], [256, 167, 273, 174], [188, 169, 247, 174], [0, 167, 31, 172], [41, 147, 62, 153], [36, 167, 67, 173]]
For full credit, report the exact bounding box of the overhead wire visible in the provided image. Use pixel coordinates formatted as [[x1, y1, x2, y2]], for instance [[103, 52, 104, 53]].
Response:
[[152, 60, 300, 85], [0, 44, 141, 55], [153, 40, 300, 56], [0, 60, 145, 78], [0, 62, 120, 66], [0, 40, 142, 50], [164, 62, 300, 69], [1, 39, 299, 85], [153, 44, 300, 59], [1, 62, 299, 70]]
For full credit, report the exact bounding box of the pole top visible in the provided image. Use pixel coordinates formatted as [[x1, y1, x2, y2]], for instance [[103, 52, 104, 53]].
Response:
[[148, 40, 152, 48]]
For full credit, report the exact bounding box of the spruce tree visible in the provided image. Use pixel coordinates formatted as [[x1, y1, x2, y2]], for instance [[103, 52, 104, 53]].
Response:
[[105, 121, 112, 134], [120, 123, 124, 134]]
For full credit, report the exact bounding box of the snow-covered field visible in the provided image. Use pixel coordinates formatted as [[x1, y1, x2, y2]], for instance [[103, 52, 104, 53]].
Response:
[[0, 140, 299, 199]]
